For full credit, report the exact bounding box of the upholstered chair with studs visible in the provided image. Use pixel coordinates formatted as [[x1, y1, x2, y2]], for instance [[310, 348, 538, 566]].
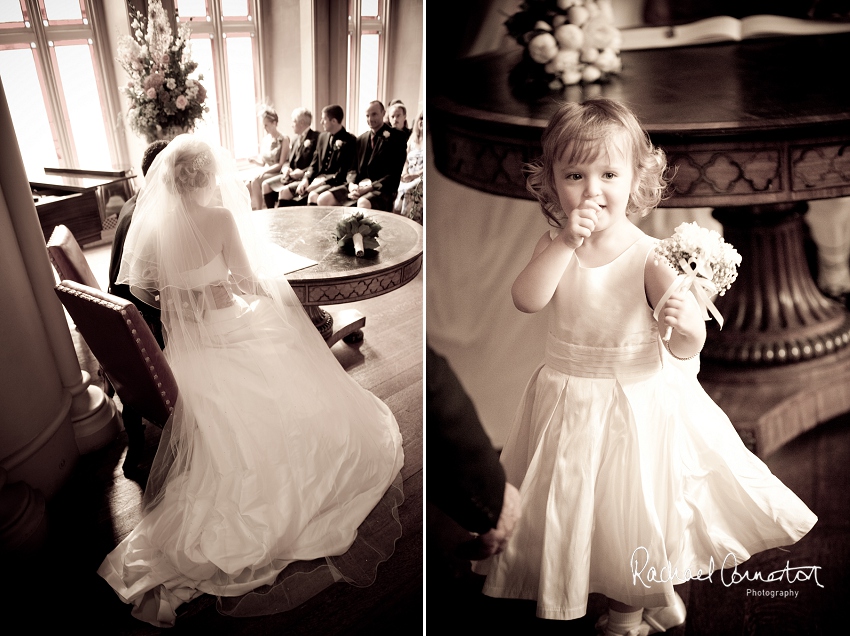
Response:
[[54, 280, 177, 472], [46, 224, 102, 289]]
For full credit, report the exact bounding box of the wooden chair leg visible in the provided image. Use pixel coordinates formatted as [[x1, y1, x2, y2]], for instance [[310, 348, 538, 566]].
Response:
[[121, 405, 146, 474]]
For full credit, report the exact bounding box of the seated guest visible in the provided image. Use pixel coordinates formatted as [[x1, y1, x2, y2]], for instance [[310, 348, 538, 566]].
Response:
[[109, 139, 169, 347], [278, 104, 356, 206], [394, 110, 424, 223], [318, 100, 406, 211], [107, 139, 169, 471], [262, 107, 319, 208], [247, 107, 289, 209], [387, 100, 411, 143]]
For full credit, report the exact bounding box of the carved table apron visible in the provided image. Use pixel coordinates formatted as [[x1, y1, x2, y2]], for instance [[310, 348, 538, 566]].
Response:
[[430, 34, 850, 456], [259, 206, 423, 347]]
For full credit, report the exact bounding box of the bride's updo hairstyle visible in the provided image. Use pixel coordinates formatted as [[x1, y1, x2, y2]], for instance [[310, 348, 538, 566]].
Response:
[[526, 98, 668, 227], [161, 136, 217, 196]]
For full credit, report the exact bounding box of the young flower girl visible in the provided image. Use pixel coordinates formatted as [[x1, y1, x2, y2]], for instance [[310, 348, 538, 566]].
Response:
[[474, 99, 817, 636]]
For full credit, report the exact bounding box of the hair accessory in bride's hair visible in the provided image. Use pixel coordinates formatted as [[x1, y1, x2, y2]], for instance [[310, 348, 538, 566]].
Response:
[[192, 151, 211, 171]]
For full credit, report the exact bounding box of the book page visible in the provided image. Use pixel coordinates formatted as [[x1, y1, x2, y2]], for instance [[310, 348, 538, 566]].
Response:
[[740, 14, 850, 39], [620, 14, 850, 51], [620, 16, 741, 51]]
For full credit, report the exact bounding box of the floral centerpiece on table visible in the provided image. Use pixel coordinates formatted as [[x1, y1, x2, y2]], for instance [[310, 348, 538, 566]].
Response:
[[116, 0, 208, 143], [506, 0, 622, 91], [653, 222, 742, 340]]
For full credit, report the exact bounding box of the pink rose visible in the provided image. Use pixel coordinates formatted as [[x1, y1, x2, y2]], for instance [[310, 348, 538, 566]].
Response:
[[161, 53, 170, 65], [144, 72, 164, 90], [175, 95, 189, 110], [146, 87, 157, 99]]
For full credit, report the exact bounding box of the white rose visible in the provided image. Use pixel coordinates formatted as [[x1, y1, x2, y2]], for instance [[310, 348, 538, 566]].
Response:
[[568, 6, 590, 27], [586, 2, 600, 18], [581, 47, 599, 63], [562, 69, 583, 85], [552, 15, 567, 28], [583, 17, 618, 50], [597, 0, 615, 22], [382, 130, 390, 138], [554, 24, 584, 50], [527, 33, 559, 64], [582, 64, 602, 83], [534, 20, 552, 32], [595, 48, 621, 73], [545, 49, 581, 74]]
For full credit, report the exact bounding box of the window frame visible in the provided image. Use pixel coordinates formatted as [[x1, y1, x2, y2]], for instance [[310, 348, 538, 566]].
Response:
[[0, 0, 129, 171], [347, 0, 390, 137], [174, 0, 263, 159]]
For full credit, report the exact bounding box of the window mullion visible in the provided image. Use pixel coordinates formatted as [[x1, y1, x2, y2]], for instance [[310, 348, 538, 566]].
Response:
[[210, 1, 231, 152], [378, 0, 389, 104], [252, 0, 263, 127], [349, 0, 361, 130], [84, 0, 129, 170], [24, 0, 75, 168]]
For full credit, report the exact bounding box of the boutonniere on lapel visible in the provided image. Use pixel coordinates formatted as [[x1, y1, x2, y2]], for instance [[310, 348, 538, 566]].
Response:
[[382, 130, 390, 139], [334, 139, 344, 150], [303, 139, 312, 148]]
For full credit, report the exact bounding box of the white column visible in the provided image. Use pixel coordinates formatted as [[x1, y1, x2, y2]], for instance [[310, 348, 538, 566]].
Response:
[[0, 79, 119, 486]]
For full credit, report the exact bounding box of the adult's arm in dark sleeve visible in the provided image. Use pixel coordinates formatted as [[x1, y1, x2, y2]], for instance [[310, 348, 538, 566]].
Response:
[[426, 345, 506, 534]]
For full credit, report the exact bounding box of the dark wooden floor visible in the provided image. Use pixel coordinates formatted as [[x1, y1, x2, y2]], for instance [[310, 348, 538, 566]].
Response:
[[428, 407, 850, 636], [4, 270, 422, 635]]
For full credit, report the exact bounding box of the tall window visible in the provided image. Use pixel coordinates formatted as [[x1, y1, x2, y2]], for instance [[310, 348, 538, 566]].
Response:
[[175, 0, 262, 160], [347, 0, 388, 136], [0, 0, 118, 174]]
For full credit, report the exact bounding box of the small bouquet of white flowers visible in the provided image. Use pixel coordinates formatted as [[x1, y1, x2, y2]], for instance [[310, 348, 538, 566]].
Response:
[[335, 211, 382, 257], [506, 0, 622, 90], [653, 222, 742, 341]]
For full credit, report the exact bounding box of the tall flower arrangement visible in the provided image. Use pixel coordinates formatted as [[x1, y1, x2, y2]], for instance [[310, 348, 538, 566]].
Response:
[[506, 0, 622, 90], [116, 0, 208, 143]]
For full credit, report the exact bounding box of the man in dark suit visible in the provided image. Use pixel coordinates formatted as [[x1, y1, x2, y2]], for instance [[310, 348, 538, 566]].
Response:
[[107, 139, 169, 473], [427, 345, 521, 555], [108, 139, 169, 349], [427, 345, 521, 629], [277, 104, 356, 206], [318, 100, 407, 211], [262, 107, 320, 208]]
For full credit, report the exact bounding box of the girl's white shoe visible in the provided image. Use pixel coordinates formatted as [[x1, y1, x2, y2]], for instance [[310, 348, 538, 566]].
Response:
[[595, 593, 687, 635]]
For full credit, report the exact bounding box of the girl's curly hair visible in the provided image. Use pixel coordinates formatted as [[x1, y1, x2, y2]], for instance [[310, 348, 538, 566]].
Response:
[[526, 99, 669, 227]]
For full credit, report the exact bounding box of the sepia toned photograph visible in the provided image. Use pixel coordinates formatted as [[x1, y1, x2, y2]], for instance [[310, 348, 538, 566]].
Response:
[[426, 0, 850, 634], [1, 0, 421, 633]]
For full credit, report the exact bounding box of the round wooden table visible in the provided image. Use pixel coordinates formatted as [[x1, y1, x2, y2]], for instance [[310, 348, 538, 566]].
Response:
[[257, 206, 423, 347], [431, 34, 850, 457]]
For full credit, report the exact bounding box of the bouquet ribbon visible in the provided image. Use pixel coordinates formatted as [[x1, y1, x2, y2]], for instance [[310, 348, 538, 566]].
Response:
[[653, 256, 725, 332]]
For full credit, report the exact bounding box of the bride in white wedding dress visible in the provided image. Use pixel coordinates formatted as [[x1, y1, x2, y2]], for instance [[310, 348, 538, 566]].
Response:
[[97, 134, 404, 627]]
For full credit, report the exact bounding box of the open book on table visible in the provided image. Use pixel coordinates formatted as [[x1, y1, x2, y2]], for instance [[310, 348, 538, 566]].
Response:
[[620, 14, 850, 51]]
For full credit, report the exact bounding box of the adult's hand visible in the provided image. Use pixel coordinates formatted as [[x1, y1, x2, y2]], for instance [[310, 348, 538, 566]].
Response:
[[459, 482, 521, 560]]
